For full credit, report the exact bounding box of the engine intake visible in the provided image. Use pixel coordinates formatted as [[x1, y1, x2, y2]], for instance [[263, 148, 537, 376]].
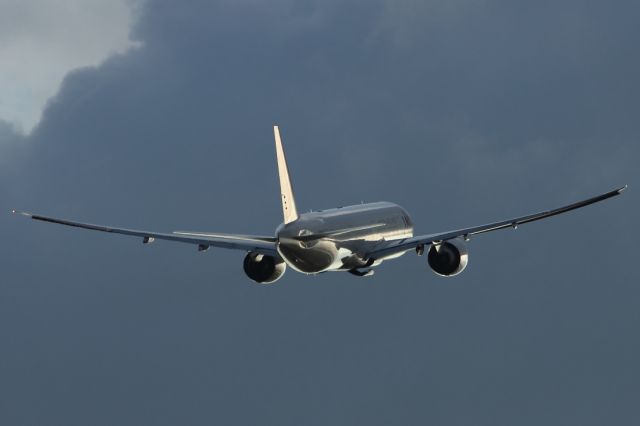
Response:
[[243, 252, 286, 284], [427, 238, 469, 277]]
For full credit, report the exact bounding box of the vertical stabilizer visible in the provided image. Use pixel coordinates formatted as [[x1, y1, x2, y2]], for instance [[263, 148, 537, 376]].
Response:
[[274, 126, 299, 224]]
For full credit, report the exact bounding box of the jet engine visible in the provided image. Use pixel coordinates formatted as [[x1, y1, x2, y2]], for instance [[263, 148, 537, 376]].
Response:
[[427, 238, 469, 277], [243, 252, 286, 284]]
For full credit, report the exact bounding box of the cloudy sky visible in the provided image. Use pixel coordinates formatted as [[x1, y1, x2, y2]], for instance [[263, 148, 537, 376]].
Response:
[[0, 1, 638, 425], [0, 0, 140, 134]]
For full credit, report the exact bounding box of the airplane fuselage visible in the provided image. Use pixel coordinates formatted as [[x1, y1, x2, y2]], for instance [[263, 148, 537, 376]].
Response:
[[276, 202, 413, 274]]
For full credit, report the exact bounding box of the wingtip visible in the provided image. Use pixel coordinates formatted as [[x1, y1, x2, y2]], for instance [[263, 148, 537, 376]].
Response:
[[618, 184, 628, 193], [11, 209, 32, 217]]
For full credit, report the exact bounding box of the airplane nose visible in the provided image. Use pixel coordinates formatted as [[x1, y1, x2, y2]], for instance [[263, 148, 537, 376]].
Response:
[[276, 236, 337, 274]]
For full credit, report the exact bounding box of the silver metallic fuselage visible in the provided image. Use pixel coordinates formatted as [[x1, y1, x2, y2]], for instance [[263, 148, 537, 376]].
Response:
[[276, 202, 413, 273]]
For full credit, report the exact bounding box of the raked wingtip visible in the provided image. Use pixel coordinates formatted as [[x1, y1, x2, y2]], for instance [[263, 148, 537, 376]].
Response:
[[11, 209, 32, 217]]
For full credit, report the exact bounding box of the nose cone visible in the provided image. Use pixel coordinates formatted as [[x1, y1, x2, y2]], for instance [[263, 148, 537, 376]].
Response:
[[276, 221, 337, 274]]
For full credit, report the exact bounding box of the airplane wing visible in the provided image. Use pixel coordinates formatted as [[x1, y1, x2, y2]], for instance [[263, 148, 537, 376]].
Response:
[[13, 210, 279, 256], [365, 185, 627, 260]]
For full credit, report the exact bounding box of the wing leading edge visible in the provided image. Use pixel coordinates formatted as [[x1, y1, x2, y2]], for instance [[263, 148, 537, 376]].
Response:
[[12, 211, 278, 256], [365, 185, 627, 260]]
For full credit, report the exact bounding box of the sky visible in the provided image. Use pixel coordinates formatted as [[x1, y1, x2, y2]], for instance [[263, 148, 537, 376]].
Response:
[[0, 1, 638, 425], [0, 0, 140, 134]]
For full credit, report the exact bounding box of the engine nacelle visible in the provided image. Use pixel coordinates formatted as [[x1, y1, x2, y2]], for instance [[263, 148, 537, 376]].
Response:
[[243, 252, 286, 284], [427, 238, 469, 277]]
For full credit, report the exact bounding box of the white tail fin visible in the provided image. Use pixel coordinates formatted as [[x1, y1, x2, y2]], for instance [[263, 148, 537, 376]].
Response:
[[274, 125, 299, 224]]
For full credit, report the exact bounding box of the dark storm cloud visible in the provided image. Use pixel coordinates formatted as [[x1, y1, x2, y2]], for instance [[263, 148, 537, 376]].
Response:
[[1, 1, 638, 425]]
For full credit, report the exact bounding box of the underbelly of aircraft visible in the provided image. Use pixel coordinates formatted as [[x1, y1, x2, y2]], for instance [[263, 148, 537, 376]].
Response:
[[277, 233, 412, 274]]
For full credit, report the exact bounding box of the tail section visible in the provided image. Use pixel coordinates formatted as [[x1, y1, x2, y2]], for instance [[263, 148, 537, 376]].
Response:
[[274, 125, 299, 224]]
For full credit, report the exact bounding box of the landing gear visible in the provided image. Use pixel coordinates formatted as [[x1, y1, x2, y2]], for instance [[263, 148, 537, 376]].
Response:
[[348, 268, 375, 277]]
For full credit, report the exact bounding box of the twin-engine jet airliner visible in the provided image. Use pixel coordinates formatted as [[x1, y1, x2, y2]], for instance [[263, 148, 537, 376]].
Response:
[[14, 126, 626, 283]]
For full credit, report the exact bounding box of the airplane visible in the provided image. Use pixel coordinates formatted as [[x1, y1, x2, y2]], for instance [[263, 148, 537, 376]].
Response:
[[13, 126, 626, 283]]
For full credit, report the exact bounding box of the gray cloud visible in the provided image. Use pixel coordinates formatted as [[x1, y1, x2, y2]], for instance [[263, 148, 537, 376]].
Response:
[[0, 0, 141, 133], [1, 1, 638, 425]]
